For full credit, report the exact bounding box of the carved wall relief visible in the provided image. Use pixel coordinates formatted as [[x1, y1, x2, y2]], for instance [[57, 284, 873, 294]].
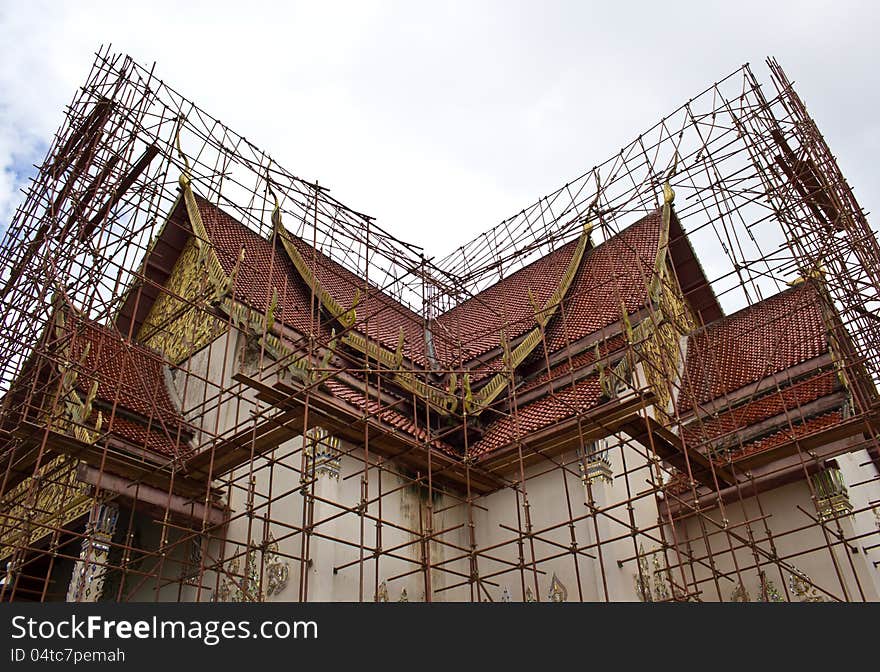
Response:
[[214, 534, 290, 602]]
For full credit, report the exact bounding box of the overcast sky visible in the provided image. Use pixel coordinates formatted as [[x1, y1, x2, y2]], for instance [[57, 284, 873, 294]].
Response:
[[0, 1, 877, 258]]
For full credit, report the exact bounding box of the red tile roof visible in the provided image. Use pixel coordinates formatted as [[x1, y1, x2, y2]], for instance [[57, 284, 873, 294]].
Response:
[[195, 197, 665, 382], [542, 210, 662, 353], [294, 236, 435, 367], [175, 200, 849, 469], [323, 379, 458, 456], [519, 333, 629, 394], [433, 240, 581, 363], [681, 369, 840, 448], [197, 196, 332, 340], [196, 195, 433, 367], [674, 281, 849, 472], [190, 202, 666, 459], [105, 416, 185, 457], [471, 373, 603, 458], [723, 409, 844, 462], [679, 282, 829, 411], [62, 314, 191, 457], [434, 210, 663, 366]]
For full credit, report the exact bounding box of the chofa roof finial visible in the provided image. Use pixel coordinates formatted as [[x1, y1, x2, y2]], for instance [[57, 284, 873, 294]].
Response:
[[266, 166, 283, 231], [174, 118, 192, 189], [662, 151, 679, 206]]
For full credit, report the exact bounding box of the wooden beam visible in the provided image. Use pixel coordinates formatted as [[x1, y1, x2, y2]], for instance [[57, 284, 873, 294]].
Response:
[[184, 406, 305, 480], [10, 422, 207, 499], [76, 463, 226, 526], [617, 414, 735, 488], [477, 392, 654, 474], [82, 144, 160, 240]]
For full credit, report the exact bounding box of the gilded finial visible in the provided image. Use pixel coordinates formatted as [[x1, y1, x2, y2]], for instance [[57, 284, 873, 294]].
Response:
[[596, 343, 611, 398], [527, 288, 541, 324], [500, 330, 513, 370], [462, 373, 474, 414], [788, 263, 826, 286], [445, 371, 459, 414], [393, 326, 405, 368], [583, 219, 594, 237], [662, 152, 678, 206], [447, 371, 458, 395], [340, 289, 361, 328], [375, 580, 389, 603], [267, 176, 283, 231], [174, 120, 192, 188], [264, 288, 278, 334], [620, 300, 633, 343]]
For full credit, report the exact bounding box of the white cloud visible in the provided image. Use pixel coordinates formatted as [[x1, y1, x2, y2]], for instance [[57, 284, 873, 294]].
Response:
[[0, 0, 877, 281]]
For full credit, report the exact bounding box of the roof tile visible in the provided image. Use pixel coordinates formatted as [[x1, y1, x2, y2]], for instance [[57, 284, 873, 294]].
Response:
[[63, 315, 190, 457], [472, 374, 603, 457], [679, 282, 829, 410], [682, 369, 839, 448]]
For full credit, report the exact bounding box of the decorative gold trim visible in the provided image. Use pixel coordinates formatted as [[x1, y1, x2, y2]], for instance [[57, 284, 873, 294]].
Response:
[[649, 179, 674, 302], [273, 207, 354, 329], [176, 129, 227, 293], [270, 195, 458, 414], [0, 455, 93, 560], [464, 220, 594, 414], [138, 130, 233, 364]]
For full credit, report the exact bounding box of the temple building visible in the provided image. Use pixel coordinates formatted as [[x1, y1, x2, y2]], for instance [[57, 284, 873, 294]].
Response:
[[1, 51, 878, 602]]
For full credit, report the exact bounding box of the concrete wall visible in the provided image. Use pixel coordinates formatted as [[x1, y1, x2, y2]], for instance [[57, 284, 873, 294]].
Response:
[[119, 328, 880, 602], [669, 471, 880, 602]]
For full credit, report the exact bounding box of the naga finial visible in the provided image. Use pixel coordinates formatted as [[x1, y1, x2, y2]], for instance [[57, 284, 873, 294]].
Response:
[[788, 262, 827, 287], [267, 171, 283, 231], [662, 152, 679, 206], [393, 326, 405, 368], [462, 373, 474, 415], [174, 119, 192, 188]]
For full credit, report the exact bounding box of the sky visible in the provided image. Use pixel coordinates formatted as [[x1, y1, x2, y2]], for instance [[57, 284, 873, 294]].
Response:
[[0, 0, 878, 258]]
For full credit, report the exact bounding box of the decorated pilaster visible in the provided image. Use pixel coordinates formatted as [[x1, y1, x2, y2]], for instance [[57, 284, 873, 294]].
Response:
[[809, 464, 880, 601], [215, 534, 289, 602], [579, 438, 616, 601], [811, 466, 853, 521], [304, 426, 342, 601], [66, 502, 119, 602]]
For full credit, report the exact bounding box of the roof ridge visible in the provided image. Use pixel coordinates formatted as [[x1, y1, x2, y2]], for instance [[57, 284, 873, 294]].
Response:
[[194, 193, 425, 323], [436, 207, 663, 319], [196, 194, 670, 322]]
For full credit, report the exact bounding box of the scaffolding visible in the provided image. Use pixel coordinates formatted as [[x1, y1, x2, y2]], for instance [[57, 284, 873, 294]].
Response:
[[1, 46, 879, 602]]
